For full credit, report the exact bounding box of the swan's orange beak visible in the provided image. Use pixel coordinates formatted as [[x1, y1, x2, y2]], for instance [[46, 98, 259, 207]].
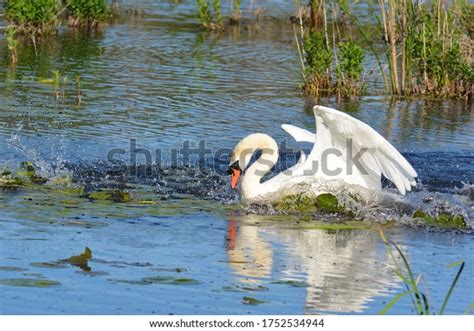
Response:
[[230, 168, 241, 189]]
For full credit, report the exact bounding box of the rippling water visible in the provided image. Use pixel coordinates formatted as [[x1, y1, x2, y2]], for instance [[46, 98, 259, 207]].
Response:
[[0, 0, 473, 314]]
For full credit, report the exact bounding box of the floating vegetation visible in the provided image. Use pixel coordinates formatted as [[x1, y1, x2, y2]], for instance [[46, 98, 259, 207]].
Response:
[[66, 0, 109, 28], [16, 161, 48, 184], [0, 278, 61, 288], [412, 210, 466, 229], [62, 247, 93, 271], [242, 296, 266, 305], [274, 193, 350, 215], [379, 228, 465, 314], [141, 276, 200, 285], [87, 189, 133, 203]]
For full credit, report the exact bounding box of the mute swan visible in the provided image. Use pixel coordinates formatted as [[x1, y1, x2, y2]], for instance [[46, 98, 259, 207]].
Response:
[[227, 105, 417, 202]]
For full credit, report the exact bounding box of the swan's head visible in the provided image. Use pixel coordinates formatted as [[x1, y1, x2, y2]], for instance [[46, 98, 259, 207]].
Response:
[[227, 133, 277, 189]]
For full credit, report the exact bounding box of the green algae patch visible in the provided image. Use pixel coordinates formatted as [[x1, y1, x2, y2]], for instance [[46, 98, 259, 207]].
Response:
[[242, 296, 267, 305], [413, 210, 466, 229], [0, 174, 24, 187], [16, 161, 48, 185], [141, 276, 200, 285], [275, 193, 351, 215], [88, 190, 133, 203], [300, 221, 372, 231], [0, 278, 61, 287]]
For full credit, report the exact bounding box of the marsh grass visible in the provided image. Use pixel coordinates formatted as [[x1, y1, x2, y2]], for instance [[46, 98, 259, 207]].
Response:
[[378, 228, 465, 315], [66, 0, 109, 28], [196, 0, 242, 31], [296, 1, 366, 99], [379, 0, 473, 99], [296, 0, 473, 100], [230, 0, 241, 24], [5, 27, 19, 65], [5, 0, 60, 34], [196, 0, 224, 31]]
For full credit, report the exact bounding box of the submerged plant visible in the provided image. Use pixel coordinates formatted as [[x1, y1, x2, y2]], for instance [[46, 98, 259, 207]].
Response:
[[66, 0, 109, 28], [379, 228, 465, 315]]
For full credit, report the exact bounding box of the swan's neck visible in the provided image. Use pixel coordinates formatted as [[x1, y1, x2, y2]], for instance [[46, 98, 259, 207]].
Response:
[[240, 134, 279, 201]]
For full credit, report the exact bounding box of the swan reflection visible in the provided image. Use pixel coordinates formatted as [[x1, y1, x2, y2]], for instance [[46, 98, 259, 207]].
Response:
[[226, 215, 397, 313]]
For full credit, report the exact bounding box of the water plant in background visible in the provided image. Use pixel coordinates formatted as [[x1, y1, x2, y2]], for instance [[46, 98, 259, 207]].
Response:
[[5, 27, 19, 65], [336, 40, 366, 97], [196, 0, 225, 31], [230, 0, 241, 24], [379, 228, 465, 315], [302, 31, 333, 96], [66, 0, 109, 28], [378, 0, 473, 99], [5, 0, 60, 34]]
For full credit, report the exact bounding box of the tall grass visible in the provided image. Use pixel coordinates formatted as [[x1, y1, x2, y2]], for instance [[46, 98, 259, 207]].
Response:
[[5, 0, 60, 34], [196, 0, 224, 31], [5, 27, 19, 65], [295, 0, 473, 100], [296, 0, 366, 99], [379, 0, 473, 99], [66, 0, 109, 28], [378, 228, 465, 315]]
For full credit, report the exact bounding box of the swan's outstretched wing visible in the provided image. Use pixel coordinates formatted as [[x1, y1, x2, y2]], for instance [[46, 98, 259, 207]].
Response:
[[307, 105, 417, 195], [281, 124, 315, 166], [281, 124, 315, 144]]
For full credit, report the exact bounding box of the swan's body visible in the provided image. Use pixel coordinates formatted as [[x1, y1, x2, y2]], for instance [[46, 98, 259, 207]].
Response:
[[228, 105, 417, 202]]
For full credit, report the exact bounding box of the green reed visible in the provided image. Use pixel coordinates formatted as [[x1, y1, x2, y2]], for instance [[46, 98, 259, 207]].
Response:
[[378, 228, 465, 315], [5, 27, 19, 65], [5, 0, 60, 34], [230, 0, 241, 23], [336, 40, 366, 97], [380, 0, 473, 99], [297, 1, 366, 98], [66, 0, 109, 28], [196, 0, 226, 31]]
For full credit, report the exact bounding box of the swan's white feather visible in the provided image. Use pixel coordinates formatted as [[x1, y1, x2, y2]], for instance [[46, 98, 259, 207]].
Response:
[[281, 124, 315, 143], [305, 105, 417, 195]]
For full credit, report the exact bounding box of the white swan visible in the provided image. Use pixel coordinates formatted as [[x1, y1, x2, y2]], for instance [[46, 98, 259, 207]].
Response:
[[227, 105, 417, 202]]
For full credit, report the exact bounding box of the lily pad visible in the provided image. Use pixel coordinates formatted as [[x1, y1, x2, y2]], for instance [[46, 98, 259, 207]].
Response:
[[0, 278, 61, 287]]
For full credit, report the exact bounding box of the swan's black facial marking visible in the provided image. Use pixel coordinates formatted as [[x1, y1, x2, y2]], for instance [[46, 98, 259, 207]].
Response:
[[227, 161, 241, 175]]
